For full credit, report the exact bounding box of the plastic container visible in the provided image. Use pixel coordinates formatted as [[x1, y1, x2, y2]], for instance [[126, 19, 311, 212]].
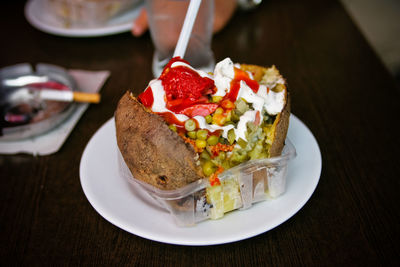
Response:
[[118, 139, 296, 226], [42, 0, 141, 27]]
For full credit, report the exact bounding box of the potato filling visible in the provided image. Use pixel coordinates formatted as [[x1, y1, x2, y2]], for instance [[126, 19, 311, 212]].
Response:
[[137, 57, 287, 184]]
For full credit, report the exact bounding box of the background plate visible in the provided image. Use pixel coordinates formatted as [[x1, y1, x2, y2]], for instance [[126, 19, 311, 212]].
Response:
[[25, 0, 142, 37]]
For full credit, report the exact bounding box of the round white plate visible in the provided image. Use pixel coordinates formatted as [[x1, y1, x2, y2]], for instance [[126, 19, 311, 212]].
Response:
[[25, 0, 143, 37], [80, 114, 321, 245]]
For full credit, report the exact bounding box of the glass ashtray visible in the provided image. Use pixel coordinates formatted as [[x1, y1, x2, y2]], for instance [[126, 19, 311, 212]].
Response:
[[0, 63, 77, 141]]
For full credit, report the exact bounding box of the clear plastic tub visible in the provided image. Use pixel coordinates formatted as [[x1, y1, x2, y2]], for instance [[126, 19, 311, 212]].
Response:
[[118, 139, 296, 226], [43, 0, 140, 27]]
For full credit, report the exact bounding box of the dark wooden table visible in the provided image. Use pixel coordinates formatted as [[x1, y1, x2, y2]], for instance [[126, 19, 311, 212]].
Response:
[[1, 0, 399, 265]]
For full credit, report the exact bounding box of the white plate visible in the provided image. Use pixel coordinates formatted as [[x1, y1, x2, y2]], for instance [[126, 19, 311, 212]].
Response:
[[25, 0, 143, 37], [80, 114, 321, 245]]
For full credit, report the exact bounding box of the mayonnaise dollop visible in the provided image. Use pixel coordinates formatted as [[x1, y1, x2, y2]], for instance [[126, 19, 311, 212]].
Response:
[[148, 79, 189, 122], [256, 85, 285, 115], [171, 61, 212, 79], [237, 81, 264, 113], [235, 110, 259, 141], [146, 57, 286, 142], [213, 58, 235, 97]]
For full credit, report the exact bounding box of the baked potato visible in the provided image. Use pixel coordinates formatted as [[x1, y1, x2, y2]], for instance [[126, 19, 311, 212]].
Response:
[[115, 57, 290, 191]]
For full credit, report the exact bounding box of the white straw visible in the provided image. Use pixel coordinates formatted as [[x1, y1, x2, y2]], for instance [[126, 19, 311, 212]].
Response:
[[173, 0, 202, 58]]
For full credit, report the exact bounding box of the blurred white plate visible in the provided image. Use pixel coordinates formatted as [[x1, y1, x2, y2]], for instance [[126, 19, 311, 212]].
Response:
[[25, 0, 143, 37], [80, 114, 322, 245]]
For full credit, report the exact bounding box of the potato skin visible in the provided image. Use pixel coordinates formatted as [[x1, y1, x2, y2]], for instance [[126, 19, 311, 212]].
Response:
[[115, 92, 205, 190], [269, 91, 290, 157]]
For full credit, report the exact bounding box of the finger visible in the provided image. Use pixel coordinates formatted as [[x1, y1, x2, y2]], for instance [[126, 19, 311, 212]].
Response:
[[213, 0, 237, 33], [131, 8, 149, 37]]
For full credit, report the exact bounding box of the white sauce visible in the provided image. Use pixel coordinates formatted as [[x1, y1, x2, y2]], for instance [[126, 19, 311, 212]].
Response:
[[235, 110, 258, 141], [237, 81, 264, 113], [171, 61, 211, 78], [148, 79, 189, 122], [145, 57, 286, 142], [213, 58, 235, 97], [148, 79, 166, 113], [193, 116, 234, 139], [256, 85, 285, 115]]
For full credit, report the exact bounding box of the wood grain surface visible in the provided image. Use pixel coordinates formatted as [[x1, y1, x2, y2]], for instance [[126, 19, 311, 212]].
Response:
[[1, 0, 399, 265]]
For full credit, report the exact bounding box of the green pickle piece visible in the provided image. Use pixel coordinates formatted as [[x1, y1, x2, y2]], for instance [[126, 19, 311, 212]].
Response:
[[237, 138, 247, 149], [230, 150, 249, 166], [227, 129, 236, 144], [231, 110, 240, 122], [234, 98, 249, 115]]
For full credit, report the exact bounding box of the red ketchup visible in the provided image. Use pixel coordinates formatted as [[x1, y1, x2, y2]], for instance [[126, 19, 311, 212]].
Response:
[[138, 57, 261, 124], [225, 68, 259, 102], [138, 57, 218, 119]]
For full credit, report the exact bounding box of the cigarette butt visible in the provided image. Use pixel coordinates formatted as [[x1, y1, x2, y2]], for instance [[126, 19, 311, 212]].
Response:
[[73, 92, 101, 103]]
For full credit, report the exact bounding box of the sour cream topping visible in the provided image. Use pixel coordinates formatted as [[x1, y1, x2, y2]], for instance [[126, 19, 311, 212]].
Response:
[[213, 58, 235, 96], [193, 115, 234, 139], [171, 61, 212, 79], [148, 79, 189, 122], [256, 85, 286, 115], [215, 58, 285, 116], [146, 57, 286, 142], [237, 81, 264, 113]]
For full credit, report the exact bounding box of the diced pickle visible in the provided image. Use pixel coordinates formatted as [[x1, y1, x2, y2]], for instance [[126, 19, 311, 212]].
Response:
[[234, 98, 249, 115], [219, 137, 229, 144], [227, 129, 236, 144], [230, 110, 240, 122], [237, 138, 247, 148], [246, 121, 257, 134], [230, 150, 248, 165]]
